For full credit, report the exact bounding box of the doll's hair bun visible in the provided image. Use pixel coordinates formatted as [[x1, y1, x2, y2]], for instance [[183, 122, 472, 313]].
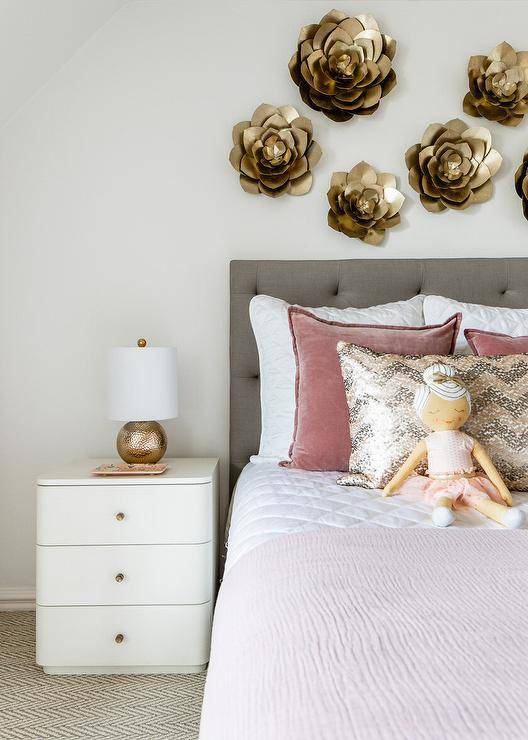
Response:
[[423, 362, 456, 386], [414, 362, 471, 414]]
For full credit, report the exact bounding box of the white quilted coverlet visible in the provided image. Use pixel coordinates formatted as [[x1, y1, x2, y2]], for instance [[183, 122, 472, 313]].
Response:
[[225, 462, 528, 571]]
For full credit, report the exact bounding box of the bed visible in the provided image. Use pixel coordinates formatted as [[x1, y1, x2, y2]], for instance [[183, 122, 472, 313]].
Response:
[[200, 259, 528, 740]]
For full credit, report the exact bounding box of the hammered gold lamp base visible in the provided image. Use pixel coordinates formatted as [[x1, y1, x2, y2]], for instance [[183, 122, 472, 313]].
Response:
[[116, 421, 167, 464]]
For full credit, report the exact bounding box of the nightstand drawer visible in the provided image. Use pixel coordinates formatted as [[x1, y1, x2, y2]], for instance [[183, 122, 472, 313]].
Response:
[[36, 604, 212, 668], [37, 483, 212, 545], [36, 543, 212, 606]]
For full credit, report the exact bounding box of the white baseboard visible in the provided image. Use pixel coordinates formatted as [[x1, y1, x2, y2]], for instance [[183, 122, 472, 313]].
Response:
[[0, 587, 36, 611]]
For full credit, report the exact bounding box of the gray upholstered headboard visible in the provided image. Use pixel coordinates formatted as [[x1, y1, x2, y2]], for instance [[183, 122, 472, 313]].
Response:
[[230, 258, 528, 489]]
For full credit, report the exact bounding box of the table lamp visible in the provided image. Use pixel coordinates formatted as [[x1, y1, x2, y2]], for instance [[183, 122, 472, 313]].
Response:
[[107, 339, 178, 464]]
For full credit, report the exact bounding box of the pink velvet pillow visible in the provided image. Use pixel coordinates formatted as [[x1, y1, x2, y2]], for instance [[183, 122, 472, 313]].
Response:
[[465, 328, 528, 356], [283, 307, 461, 471]]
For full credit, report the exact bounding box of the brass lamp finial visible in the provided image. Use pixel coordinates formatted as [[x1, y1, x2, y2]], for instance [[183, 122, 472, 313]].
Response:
[[137, 338, 147, 348]]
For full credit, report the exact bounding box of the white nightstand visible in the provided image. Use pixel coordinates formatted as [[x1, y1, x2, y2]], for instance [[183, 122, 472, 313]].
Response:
[[35, 458, 219, 675]]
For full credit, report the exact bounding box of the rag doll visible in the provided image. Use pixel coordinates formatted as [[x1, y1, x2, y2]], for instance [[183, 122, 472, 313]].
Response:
[[382, 362, 525, 529]]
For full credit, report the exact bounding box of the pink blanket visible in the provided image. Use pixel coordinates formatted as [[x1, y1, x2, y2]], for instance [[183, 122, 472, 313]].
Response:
[[200, 528, 528, 740]]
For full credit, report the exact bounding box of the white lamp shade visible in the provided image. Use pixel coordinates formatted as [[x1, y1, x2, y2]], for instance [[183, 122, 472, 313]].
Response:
[[107, 346, 178, 421]]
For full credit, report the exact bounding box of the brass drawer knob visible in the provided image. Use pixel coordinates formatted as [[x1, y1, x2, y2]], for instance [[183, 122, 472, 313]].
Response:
[[115, 512, 125, 521], [115, 633, 124, 644], [115, 573, 125, 583]]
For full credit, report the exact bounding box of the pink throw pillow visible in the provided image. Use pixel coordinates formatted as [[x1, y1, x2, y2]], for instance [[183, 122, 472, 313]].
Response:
[[465, 328, 528, 356], [282, 307, 461, 471]]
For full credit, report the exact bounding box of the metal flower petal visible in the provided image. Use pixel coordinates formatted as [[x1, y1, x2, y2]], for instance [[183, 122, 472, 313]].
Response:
[[327, 161, 404, 245], [229, 104, 322, 197], [288, 9, 396, 122], [463, 41, 528, 126], [405, 118, 502, 213], [515, 152, 528, 221]]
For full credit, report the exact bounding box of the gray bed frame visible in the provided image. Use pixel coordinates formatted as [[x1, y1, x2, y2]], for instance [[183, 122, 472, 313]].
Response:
[[230, 258, 528, 489]]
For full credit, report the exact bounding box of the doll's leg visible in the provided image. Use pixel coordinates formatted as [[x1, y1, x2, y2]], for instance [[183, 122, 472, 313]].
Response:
[[470, 496, 525, 529], [431, 495, 455, 528]]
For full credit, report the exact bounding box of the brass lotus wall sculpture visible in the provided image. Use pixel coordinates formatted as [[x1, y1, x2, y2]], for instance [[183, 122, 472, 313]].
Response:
[[463, 42, 528, 127], [288, 9, 396, 122], [327, 162, 404, 245], [515, 152, 528, 221], [229, 103, 322, 197], [405, 119, 502, 213]]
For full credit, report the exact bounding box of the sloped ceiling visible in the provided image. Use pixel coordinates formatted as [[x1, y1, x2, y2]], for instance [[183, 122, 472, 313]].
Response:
[[0, 0, 129, 127]]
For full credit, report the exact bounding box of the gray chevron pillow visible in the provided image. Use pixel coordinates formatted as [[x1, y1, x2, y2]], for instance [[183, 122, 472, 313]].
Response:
[[337, 344, 528, 490]]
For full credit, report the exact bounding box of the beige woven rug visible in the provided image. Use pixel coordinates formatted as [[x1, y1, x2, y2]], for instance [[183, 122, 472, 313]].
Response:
[[0, 612, 205, 740]]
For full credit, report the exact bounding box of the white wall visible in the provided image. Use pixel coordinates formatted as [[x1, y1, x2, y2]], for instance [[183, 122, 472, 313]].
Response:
[[2, 0, 528, 590], [0, 0, 128, 127]]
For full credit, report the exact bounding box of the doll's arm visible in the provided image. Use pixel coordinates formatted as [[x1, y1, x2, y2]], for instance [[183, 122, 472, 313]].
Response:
[[472, 441, 512, 506], [382, 440, 427, 497]]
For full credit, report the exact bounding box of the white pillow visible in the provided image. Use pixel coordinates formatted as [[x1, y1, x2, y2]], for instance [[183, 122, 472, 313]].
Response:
[[423, 295, 528, 353], [249, 294, 425, 463]]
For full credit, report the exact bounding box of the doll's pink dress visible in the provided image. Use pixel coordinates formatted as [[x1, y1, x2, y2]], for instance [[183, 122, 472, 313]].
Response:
[[396, 430, 503, 508]]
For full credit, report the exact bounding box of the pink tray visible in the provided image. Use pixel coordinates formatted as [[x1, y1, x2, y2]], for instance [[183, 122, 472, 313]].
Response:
[[91, 463, 169, 476]]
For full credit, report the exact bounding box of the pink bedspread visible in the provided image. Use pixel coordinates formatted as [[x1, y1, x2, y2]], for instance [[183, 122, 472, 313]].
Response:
[[200, 528, 528, 740]]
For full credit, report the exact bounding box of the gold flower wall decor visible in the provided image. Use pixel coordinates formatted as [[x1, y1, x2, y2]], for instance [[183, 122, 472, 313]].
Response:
[[405, 118, 502, 213], [229, 103, 322, 197], [463, 42, 528, 127], [327, 162, 404, 245], [515, 152, 528, 221], [288, 9, 396, 122]]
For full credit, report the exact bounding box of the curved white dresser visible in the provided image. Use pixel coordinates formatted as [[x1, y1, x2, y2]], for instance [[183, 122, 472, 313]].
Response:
[[36, 458, 219, 675]]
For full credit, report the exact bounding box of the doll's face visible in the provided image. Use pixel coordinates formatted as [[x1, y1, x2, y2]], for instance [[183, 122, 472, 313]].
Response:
[[420, 393, 470, 432]]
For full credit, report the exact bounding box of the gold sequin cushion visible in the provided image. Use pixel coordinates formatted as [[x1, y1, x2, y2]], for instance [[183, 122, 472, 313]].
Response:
[[336, 343, 528, 490]]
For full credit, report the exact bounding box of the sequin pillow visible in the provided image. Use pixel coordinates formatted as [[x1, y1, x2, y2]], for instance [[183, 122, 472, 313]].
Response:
[[336, 344, 528, 490]]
